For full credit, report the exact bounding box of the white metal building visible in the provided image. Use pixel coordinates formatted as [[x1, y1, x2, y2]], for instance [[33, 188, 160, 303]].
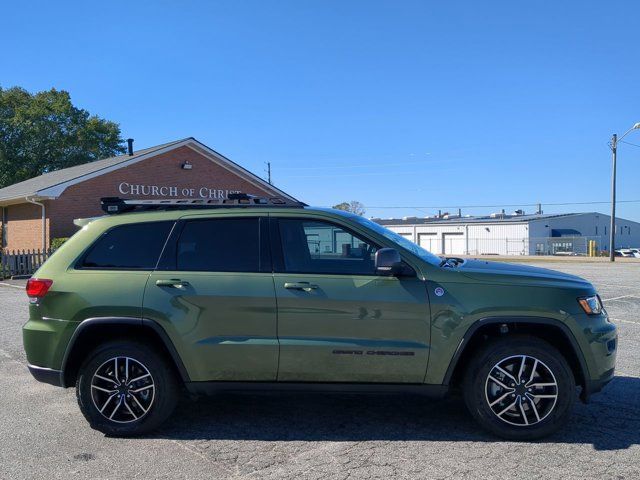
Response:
[[374, 211, 640, 256]]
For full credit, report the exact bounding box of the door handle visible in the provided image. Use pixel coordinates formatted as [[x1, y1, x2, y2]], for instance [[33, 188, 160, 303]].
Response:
[[284, 282, 318, 292], [156, 279, 190, 288]]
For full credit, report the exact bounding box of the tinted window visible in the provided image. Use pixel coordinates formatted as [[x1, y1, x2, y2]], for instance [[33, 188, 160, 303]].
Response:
[[177, 218, 260, 272], [351, 215, 442, 266], [81, 222, 173, 269], [278, 219, 378, 275]]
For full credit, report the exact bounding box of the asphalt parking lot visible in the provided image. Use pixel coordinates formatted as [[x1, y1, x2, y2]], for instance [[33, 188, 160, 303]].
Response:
[[0, 261, 638, 480]]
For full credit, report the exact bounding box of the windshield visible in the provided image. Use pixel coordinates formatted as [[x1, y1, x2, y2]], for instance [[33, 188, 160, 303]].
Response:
[[352, 216, 442, 266]]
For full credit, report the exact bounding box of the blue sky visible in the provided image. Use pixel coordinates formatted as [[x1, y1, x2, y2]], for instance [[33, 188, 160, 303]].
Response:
[[3, 1, 640, 220]]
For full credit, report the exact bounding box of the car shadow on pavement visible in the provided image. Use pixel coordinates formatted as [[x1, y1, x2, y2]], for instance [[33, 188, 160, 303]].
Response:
[[152, 375, 640, 450]]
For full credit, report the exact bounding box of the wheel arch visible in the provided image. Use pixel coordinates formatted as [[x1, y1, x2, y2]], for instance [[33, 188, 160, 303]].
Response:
[[61, 317, 190, 387], [443, 316, 589, 399]]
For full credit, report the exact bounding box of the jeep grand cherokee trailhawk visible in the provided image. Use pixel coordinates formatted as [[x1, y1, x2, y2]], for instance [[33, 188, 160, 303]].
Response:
[[23, 195, 617, 439]]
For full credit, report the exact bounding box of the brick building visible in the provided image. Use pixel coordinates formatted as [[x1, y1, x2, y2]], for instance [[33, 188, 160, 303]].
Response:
[[0, 138, 297, 251]]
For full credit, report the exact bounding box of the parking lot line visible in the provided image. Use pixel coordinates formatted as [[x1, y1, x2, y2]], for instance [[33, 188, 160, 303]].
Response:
[[603, 295, 640, 302], [594, 283, 639, 291], [613, 318, 640, 325]]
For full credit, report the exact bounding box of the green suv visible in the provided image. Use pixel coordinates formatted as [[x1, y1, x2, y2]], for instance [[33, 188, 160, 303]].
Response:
[[23, 195, 617, 439]]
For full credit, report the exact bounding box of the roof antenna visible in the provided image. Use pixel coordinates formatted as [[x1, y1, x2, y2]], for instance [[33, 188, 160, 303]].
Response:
[[127, 138, 134, 156]]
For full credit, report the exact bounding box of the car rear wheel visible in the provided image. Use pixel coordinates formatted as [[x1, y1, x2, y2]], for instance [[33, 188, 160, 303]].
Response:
[[76, 341, 179, 436], [463, 336, 576, 440]]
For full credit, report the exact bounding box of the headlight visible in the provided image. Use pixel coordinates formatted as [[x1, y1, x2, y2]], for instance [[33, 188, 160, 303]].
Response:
[[578, 295, 603, 315]]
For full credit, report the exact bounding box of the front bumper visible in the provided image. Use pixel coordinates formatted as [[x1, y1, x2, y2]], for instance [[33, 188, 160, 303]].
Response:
[[573, 311, 617, 402], [581, 367, 615, 402], [27, 364, 64, 387]]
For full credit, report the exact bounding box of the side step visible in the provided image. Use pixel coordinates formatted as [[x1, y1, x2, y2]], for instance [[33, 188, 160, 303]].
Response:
[[185, 381, 449, 398]]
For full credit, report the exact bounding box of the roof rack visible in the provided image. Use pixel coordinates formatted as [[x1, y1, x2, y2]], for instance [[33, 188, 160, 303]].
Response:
[[100, 193, 306, 214]]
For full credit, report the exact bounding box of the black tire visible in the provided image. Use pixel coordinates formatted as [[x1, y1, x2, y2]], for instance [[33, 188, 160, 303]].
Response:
[[76, 340, 179, 436], [463, 336, 576, 440]]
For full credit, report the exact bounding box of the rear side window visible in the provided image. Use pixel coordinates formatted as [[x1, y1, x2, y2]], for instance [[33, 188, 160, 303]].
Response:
[[80, 222, 174, 269], [177, 218, 260, 272]]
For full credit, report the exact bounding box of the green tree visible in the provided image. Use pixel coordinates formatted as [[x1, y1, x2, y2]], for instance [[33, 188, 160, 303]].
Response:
[[332, 201, 365, 216], [0, 86, 125, 188]]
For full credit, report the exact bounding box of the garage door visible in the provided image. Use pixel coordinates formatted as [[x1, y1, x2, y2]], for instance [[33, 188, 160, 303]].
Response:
[[442, 232, 465, 255], [418, 233, 439, 254]]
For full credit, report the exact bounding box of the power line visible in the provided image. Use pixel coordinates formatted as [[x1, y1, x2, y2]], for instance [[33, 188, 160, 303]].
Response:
[[280, 170, 438, 179], [277, 159, 436, 171], [351, 200, 640, 209], [619, 140, 640, 148]]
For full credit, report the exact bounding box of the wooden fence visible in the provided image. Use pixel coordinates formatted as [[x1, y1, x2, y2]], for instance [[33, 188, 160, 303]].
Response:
[[1, 249, 51, 279]]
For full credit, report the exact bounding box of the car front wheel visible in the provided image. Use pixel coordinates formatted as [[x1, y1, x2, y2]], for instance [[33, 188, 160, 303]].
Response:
[[463, 337, 576, 440], [76, 341, 179, 436]]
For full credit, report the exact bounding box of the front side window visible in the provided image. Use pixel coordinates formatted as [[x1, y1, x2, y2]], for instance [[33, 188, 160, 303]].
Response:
[[177, 217, 260, 272], [278, 219, 378, 275], [81, 221, 174, 269]]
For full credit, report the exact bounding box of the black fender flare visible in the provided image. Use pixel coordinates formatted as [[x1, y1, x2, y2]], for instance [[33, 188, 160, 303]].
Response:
[[60, 316, 190, 386], [442, 316, 590, 391]]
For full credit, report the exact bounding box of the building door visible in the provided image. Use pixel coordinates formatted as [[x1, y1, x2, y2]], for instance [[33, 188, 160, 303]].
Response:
[[442, 232, 465, 255], [418, 233, 438, 254], [143, 215, 279, 382], [271, 217, 431, 383]]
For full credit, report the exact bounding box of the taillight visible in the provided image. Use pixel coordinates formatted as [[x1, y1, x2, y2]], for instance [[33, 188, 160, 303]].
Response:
[[26, 278, 53, 301]]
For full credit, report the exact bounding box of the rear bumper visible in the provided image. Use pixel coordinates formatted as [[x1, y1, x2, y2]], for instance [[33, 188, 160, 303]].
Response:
[[27, 364, 64, 387], [23, 317, 76, 374]]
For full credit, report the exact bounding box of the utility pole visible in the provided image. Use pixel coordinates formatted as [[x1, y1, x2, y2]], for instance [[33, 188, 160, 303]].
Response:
[[607, 122, 640, 261], [266, 162, 272, 185], [609, 134, 617, 262]]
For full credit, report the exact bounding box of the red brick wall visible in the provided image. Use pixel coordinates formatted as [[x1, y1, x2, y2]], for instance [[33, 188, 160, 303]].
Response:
[[46, 145, 279, 239], [3, 202, 50, 251], [2, 145, 288, 250]]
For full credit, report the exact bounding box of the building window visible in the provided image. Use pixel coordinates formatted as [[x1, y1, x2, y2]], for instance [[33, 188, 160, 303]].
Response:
[[595, 226, 598, 235], [550, 241, 574, 254]]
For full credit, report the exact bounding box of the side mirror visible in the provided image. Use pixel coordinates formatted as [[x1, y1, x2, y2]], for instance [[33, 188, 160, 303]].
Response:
[[375, 248, 403, 276]]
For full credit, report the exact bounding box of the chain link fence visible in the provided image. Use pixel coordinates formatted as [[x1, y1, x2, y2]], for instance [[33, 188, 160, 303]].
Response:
[[436, 236, 614, 257]]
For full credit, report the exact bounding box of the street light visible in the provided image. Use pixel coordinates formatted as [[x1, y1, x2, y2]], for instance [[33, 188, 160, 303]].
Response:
[[609, 122, 640, 261]]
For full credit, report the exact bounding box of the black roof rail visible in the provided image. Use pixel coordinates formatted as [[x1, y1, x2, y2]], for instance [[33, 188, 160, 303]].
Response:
[[100, 194, 306, 214]]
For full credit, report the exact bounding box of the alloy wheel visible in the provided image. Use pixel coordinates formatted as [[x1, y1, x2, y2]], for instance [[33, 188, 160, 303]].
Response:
[[484, 354, 558, 427], [90, 356, 155, 423]]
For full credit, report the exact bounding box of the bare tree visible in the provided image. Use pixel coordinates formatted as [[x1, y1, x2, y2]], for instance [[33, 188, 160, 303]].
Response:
[[332, 201, 365, 216]]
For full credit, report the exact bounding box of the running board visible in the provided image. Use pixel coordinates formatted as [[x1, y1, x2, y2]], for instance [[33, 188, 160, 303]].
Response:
[[185, 381, 448, 398]]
